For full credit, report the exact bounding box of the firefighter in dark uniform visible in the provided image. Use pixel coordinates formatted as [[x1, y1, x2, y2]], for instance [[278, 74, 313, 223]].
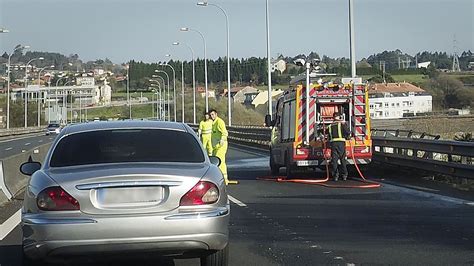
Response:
[[328, 112, 351, 181]]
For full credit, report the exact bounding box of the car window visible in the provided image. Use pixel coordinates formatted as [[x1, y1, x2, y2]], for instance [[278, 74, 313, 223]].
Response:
[[48, 124, 60, 127], [50, 129, 205, 167]]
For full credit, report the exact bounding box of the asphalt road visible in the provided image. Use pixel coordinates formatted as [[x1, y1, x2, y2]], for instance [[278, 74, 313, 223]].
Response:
[[0, 134, 56, 159], [1, 145, 474, 265]]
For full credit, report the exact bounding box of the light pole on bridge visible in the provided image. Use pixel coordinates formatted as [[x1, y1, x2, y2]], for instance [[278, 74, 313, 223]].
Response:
[[172, 41, 196, 124], [6, 45, 30, 129], [197, 1, 232, 126], [180, 27, 209, 112], [24, 57, 44, 128], [161, 58, 177, 122]]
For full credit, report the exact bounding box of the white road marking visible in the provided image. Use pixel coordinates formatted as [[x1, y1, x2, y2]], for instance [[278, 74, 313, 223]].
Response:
[[0, 209, 21, 241], [4, 147, 12, 151], [382, 183, 473, 205], [38, 140, 43, 142], [228, 195, 247, 207], [402, 185, 439, 192], [24, 142, 31, 146]]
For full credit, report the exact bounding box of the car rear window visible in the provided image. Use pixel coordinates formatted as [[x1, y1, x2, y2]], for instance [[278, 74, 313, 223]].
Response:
[[50, 129, 205, 167]]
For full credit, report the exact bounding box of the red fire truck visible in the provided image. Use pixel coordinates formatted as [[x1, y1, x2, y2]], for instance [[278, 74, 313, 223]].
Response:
[[265, 77, 372, 177]]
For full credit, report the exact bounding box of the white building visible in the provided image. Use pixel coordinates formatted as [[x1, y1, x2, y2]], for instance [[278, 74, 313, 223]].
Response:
[[271, 59, 286, 74], [251, 89, 284, 108], [368, 83, 432, 119], [417, 61, 431, 68], [232, 86, 259, 104]]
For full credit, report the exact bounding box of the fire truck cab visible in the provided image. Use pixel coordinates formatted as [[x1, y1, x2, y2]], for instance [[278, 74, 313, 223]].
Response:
[[266, 76, 372, 177]]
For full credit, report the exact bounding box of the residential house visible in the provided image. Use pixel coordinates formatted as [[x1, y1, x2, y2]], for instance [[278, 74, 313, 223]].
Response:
[[368, 82, 432, 119], [251, 90, 284, 108], [231, 86, 259, 104]]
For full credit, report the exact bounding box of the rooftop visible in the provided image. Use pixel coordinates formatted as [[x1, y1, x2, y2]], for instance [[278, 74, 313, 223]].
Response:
[[369, 82, 425, 94]]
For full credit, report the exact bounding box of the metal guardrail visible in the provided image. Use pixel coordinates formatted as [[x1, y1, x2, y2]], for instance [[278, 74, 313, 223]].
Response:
[[189, 124, 473, 179], [371, 128, 441, 140], [371, 129, 473, 179]]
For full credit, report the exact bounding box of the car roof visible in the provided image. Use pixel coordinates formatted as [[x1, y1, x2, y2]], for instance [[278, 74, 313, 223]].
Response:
[[60, 120, 189, 135]]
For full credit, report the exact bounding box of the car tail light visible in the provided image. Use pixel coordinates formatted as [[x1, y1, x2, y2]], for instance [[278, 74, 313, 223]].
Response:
[[296, 148, 309, 156], [354, 146, 371, 154], [37, 187, 80, 211], [180, 181, 219, 206]]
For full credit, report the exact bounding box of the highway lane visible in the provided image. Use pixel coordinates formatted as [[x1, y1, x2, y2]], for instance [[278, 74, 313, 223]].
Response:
[[0, 134, 55, 159], [1, 145, 474, 265]]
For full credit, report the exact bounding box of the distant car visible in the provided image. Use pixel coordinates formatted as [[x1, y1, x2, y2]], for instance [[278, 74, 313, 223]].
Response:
[[20, 121, 229, 266], [45, 123, 61, 135]]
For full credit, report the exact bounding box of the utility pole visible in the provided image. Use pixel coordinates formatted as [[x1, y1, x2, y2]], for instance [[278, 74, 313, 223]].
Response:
[[379, 61, 386, 83], [452, 36, 461, 72], [265, 0, 273, 119], [349, 0, 356, 78]]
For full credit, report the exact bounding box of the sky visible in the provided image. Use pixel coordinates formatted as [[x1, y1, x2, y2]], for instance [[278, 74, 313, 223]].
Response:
[[0, 0, 473, 64]]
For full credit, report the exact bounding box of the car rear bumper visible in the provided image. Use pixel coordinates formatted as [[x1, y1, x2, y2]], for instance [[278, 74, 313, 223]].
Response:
[[22, 206, 229, 260]]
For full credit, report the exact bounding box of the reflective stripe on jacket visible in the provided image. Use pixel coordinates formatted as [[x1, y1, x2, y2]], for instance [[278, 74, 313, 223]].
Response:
[[329, 122, 347, 142], [211, 117, 228, 147], [199, 120, 213, 135]]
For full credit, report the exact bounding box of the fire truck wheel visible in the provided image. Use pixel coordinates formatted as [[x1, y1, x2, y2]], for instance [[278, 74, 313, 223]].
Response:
[[270, 154, 280, 176]]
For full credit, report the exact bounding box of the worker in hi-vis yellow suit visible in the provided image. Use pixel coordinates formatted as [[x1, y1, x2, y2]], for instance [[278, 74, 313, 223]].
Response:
[[198, 112, 213, 156], [209, 109, 238, 185]]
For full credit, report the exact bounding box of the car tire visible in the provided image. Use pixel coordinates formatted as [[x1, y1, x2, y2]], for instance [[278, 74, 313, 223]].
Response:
[[269, 153, 280, 176], [200, 245, 229, 266]]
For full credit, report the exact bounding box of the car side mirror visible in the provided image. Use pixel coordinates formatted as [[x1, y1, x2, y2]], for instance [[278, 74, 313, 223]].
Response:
[[265, 114, 274, 127], [209, 156, 221, 166], [20, 161, 42, 176]]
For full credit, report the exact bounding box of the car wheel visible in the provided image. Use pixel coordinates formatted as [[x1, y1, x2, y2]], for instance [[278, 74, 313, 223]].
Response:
[[269, 153, 280, 176], [200, 245, 228, 266]]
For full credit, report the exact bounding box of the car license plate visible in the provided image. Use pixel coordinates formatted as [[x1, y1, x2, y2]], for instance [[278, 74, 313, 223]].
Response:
[[96, 187, 164, 208], [297, 160, 319, 166]]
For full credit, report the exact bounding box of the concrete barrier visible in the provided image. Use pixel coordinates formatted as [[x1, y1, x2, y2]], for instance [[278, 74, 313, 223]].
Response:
[[0, 143, 52, 206], [0, 127, 44, 139]]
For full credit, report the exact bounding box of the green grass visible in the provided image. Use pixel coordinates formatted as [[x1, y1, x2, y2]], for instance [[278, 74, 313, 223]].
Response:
[[391, 74, 428, 84]]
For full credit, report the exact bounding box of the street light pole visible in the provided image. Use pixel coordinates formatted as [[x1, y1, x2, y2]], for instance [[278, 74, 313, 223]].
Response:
[[37, 65, 54, 127], [126, 63, 131, 119], [149, 81, 160, 119], [180, 27, 208, 112], [155, 70, 170, 121], [266, 0, 272, 119], [349, 0, 357, 78], [153, 76, 166, 120], [6, 45, 29, 129], [63, 80, 73, 125], [173, 42, 196, 124], [55, 76, 67, 123], [181, 61, 185, 122], [197, 1, 232, 125], [24, 57, 44, 128], [162, 58, 177, 122]]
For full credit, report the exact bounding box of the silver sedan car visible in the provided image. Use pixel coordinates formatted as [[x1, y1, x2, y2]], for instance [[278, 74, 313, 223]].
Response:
[[20, 121, 229, 265]]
